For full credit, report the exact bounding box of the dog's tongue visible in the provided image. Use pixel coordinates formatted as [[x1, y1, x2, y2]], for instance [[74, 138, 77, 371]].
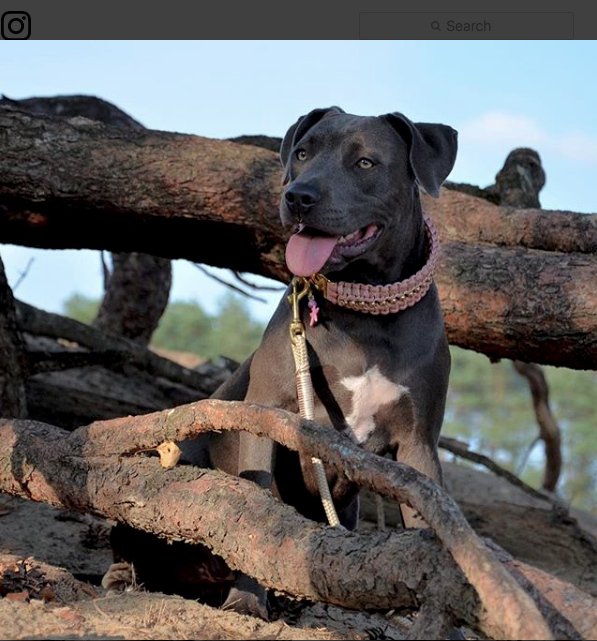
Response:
[[286, 231, 338, 277]]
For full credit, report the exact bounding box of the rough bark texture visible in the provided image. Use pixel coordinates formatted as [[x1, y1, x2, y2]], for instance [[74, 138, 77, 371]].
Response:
[[13, 301, 233, 428], [2, 401, 589, 639], [0, 106, 286, 280], [1, 95, 173, 346], [92, 252, 172, 344], [0, 256, 27, 418], [362, 459, 597, 599], [2, 107, 597, 368]]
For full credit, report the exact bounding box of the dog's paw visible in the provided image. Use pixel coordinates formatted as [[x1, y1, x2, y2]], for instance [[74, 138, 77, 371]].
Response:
[[101, 562, 137, 594], [222, 581, 269, 620]]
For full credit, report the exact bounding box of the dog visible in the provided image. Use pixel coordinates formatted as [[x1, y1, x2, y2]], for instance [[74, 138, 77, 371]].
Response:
[[109, 107, 457, 619]]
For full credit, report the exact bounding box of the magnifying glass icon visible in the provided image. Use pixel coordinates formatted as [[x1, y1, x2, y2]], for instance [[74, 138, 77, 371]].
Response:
[[431, 21, 441, 31]]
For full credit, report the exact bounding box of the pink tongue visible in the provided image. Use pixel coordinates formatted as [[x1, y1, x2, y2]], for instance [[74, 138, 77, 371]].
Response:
[[285, 232, 339, 277]]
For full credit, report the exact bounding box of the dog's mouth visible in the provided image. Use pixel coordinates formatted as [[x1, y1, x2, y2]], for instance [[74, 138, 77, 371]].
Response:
[[285, 223, 381, 277]]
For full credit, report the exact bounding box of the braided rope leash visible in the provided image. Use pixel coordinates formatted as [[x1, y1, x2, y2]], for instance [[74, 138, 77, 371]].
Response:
[[287, 212, 439, 529], [288, 278, 341, 528]]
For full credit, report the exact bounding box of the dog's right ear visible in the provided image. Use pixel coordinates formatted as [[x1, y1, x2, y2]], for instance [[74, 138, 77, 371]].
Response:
[[280, 106, 345, 169]]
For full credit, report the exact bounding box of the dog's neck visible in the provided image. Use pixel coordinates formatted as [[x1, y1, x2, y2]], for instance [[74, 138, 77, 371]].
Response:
[[311, 211, 437, 316]]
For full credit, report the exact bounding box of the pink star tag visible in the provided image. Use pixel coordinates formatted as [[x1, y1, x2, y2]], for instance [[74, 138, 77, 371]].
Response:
[[308, 298, 320, 327]]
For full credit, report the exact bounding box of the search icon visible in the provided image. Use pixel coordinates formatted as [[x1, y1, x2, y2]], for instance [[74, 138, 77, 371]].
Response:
[[431, 20, 441, 30]]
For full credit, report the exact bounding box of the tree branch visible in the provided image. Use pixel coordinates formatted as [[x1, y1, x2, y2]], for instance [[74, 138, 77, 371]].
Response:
[[2, 107, 597, 368], [3, 400, 584, 639]]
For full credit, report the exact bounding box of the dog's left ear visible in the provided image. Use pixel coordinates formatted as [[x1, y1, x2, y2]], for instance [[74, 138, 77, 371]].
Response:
[[384, 113, 458, 198]]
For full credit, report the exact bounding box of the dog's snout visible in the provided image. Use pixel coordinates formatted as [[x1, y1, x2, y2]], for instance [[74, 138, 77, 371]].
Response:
[[284, 183, 320, 215]]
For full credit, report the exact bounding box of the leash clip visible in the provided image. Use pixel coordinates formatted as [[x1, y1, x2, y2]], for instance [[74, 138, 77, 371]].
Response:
[[288, 277, 310, 343]]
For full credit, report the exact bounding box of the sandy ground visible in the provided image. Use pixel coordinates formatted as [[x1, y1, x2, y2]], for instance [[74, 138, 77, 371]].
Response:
[[0, 494, 414, 640]]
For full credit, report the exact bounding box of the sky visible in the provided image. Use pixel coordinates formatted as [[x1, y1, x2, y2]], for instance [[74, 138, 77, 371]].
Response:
[[1, 40, 596, 322]]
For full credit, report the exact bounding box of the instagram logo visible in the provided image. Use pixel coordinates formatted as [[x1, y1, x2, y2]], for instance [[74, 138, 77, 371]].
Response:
[[1, 11, 31, 39]]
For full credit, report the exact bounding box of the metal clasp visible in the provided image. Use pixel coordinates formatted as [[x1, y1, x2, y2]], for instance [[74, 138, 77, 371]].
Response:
[[287, 277, 310, 343]]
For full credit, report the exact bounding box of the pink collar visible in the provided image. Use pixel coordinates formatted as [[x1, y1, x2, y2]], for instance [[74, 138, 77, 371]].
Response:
[[309, 213, 439, 315]]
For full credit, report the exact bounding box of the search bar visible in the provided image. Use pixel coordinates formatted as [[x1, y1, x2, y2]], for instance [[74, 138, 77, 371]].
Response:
[[359, 12, 574, 40]]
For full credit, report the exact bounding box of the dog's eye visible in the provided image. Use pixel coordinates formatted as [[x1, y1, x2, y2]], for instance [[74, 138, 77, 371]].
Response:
[[357, 158, 374, 169], [296, 149, 308, 161]]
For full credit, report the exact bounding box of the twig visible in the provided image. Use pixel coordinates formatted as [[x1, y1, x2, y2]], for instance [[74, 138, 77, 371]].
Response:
[[193, 264, 267, 303], [232, 271, 285, 293], [516, 436, 540, 476], [12, 257, 35, 292], [439, 436, 558, 506]]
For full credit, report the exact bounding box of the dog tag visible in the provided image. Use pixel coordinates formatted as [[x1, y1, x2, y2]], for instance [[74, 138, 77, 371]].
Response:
[[308, 296, 320, 326]]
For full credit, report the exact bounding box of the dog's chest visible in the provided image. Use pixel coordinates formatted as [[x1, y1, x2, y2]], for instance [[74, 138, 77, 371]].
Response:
[[338, 365, 409, 444], [337, 365, 410, 444]]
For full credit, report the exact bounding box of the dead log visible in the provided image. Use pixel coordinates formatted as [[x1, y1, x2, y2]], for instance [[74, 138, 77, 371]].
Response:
[[0, 256, 27, 418], [362, 459, 597, 597], [0, 95, 173, 346], [15, 301, 219, 394], [0, 106, 286, 280], [3, 403, 591, 639], [2, 107, 597, 369], [11, 301, 234, 428]]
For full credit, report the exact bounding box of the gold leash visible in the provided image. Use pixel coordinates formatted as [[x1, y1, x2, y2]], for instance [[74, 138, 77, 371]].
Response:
[[288, 277, 341, 528]]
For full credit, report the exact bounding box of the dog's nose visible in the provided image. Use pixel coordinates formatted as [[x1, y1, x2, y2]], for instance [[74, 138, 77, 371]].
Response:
[[284, 183, 320, 215]]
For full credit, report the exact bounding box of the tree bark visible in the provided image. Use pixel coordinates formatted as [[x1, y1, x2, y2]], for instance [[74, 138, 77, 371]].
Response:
[[1, 404, 588, 640], [92, 252, 172, 344], [2, 107, 597, 369], [1, 95, 173, 346], [0, 255, 27, 418], [13, 301, 233, 428]]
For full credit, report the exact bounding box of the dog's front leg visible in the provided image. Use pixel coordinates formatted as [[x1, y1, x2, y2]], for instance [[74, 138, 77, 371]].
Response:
[[221, 421, 276, 619], [396, 435, 443, 528]]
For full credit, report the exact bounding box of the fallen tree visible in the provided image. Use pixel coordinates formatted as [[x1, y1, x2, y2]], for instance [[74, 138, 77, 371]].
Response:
[[3, 400, 597, 639], [1, 107, 597, 369]]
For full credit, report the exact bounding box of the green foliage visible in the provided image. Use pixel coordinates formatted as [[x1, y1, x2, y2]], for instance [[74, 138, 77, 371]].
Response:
[[62, 291, 264, 363], [445, 347, 597, 515], [151, 293, 264, 362], [151, 300, 212, 356], [63, 294, 101, 326]]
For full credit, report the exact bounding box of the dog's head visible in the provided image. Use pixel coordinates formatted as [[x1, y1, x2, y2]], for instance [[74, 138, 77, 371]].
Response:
[[279, 107, 457, 279]]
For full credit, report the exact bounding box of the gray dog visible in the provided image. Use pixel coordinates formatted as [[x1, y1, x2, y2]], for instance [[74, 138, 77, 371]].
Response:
[[110, 107, 457, 618]]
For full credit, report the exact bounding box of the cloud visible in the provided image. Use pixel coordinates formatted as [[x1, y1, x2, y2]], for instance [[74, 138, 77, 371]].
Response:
[[459, 111, 597, 165]]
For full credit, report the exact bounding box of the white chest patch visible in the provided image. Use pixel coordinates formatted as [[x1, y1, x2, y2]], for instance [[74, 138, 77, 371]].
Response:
[[340, 365, 409, 444]]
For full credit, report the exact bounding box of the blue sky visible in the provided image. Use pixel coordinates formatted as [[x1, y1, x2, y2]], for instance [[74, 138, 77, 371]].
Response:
[[1, 40, 596, 322]]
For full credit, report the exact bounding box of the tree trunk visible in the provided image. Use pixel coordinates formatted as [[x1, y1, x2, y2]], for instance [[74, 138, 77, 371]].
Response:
[[93, 252, 172, 344], [0, 255, 27, 418], [2, 107, 597, 369]]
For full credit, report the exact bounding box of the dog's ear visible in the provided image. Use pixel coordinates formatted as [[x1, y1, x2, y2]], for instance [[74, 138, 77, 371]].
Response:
[[384, 113, 458, 198], [280, 106, 345, 168]]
